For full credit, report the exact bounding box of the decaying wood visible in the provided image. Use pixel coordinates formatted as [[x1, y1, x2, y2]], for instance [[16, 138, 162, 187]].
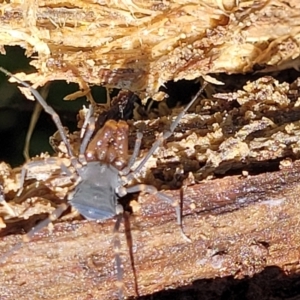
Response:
[[1, 1, 300, 100], [2, 75, 300, 222], [1, 161, 300, 299], [1, 0, 300, 298], [1, 74, 300, 298]]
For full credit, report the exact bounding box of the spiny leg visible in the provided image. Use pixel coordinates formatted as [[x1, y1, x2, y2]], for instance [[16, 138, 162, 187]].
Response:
[[117, 184, 190, 242], [80, 104, 94, 139], [2, 156, 73, 217], [125, 82, 208, 183], [79, 116, 95, 165], [0, 67, 74, 158], [80, 105, 96, 157], [113, 212, 139, 299], [0, 203, 69, 264], [24, 102, 42, 161], [17, 156, 75, 195]]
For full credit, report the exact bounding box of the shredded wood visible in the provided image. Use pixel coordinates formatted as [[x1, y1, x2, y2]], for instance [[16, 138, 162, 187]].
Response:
[[0, 1, 300, 100], [1, 1, 300, 298], [1, 75, 300, 228]]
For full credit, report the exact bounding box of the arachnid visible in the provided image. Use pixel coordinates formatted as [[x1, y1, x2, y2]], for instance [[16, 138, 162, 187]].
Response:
[[0, 67, 207, 299]]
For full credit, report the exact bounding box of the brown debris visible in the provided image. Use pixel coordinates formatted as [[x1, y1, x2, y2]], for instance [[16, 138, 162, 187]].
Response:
[[1, 75, 300, 298], [1, 161, 300, 299], [1, 0, 300, 298], [3, 75, 300, 221], [1, 1, 300, 100]]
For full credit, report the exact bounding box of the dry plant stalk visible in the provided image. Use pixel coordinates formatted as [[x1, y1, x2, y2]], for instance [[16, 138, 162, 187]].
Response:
[[0, 0, 300, 100]]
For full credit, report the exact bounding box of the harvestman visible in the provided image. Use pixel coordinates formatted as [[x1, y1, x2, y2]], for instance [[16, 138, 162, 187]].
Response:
[[0, 67, 207, 298]]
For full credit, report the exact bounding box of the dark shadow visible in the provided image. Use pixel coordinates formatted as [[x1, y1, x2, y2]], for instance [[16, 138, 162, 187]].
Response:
[[138, 266, 300, 300]]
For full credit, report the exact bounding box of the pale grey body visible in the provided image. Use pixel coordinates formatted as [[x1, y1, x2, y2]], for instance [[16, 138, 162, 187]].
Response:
[[70, 161, 121, 220]]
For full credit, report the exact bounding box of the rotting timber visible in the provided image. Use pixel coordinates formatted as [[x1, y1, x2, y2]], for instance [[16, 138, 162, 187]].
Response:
[[1, 0, 300, 299], [1, 162, 300, 299], [1, 75, 300, 298], [0, 1, 300, 100]]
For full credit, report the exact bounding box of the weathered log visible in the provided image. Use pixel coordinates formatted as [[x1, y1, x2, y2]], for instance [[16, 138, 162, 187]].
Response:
[[0, 1, 300, 99], [0, 1, 300, 298], [0, 160, 300, 299]]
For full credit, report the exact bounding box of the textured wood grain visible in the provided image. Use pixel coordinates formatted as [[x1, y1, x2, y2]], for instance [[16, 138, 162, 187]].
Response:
[[1, 161, 300, 299], [0, 0, 300, 99]]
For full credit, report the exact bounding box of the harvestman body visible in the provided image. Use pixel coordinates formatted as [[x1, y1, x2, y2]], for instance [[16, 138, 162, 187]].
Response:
[[0, 67, 207, 299]]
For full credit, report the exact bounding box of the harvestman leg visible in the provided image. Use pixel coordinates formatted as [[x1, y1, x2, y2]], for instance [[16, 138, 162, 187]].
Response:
[[119, 183, 190, 241], [113, 212, 125, 300], [125, 81, 208, 183], [0, 68, 66, 214], [0, 67, 83, 186], [79, 105, 96, 163], [0, 67, 74, 158], [0, 68, 79, 260], [80, 104, 94, 139], [120, 131, 143, 176], [23, 83, 50, 161], [0, 203, 68, 264], [15, 155, 79, 206], [120, 83, 208, 240], [84, 119, 135, 298]]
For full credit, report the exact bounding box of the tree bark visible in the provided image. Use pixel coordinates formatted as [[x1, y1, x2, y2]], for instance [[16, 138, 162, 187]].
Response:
[[0, 0, 299, 99], [1, 161, 300, 299]]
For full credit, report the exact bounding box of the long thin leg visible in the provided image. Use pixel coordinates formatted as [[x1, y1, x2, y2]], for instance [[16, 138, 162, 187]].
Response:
[[23, 102, 42, 161], [23, 83, 51, 161], [118, 184, 190, 241], [0, 203, 69, 264], [17, 156, 74, 194], [124, 184, 180, 222], [79, 115, 95, 165], [123, 211, 139, 297], [0, 67, 74, 158], [125, 82, 207, 182], [80, 104, 94, 139], [120, 131, 143, 176], [113, 213, 124, 300], [80, 107, 95, 155]]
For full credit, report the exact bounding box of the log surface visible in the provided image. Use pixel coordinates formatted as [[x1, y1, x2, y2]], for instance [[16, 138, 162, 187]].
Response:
[[0, 1, 300, 298], [1, 161, 300, 299], [1, 74, 300, 298], [0, 0, 300, 99]]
